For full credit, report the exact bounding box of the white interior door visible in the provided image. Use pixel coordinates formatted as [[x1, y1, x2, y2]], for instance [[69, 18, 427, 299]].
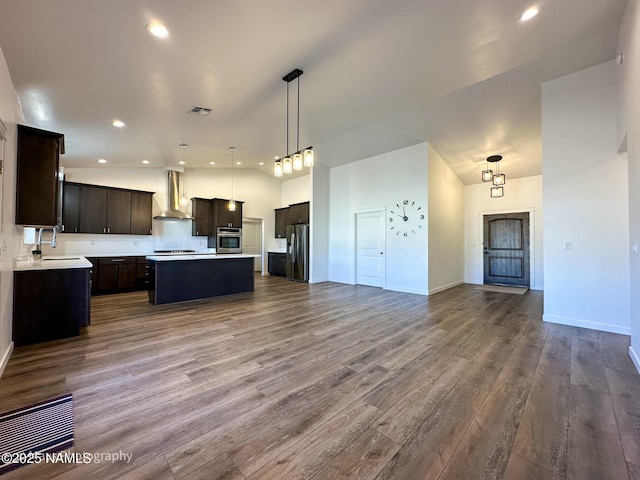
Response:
[[356, 210, 385, 287], [242, 219, 262, 272]]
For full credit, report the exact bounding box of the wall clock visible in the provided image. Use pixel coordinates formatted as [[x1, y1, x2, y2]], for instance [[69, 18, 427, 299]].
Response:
[[389, 200, 425, 236]]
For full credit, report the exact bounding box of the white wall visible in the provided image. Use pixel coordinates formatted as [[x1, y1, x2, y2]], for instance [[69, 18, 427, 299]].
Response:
[[542, 60, 630, 334], [282, 175, 310, 206], [328, 143, 429, 294], [427, 144, 465, 294], [464, 175, 543, 290], [618, 0, 640, 369], [0, 44, 25, 374], [310, 163, 329, 283]]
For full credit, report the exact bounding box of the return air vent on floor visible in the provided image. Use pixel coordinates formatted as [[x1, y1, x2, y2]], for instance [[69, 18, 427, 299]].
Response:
[[187, 106, 212, 116]]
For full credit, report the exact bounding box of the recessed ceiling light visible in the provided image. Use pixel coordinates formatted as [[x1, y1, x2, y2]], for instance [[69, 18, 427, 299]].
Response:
[[98, 159, 107, 164], [112, 120, 125, 128], [520, 6, 539, 21], [210, 161, 216, 165], [146, 22, 169, 38], [142, 160, 150, 164], [259, 162, 264, 166], [274, 156, 280, 160], [236, 162, 242, 165], [179, 161, 186, 165]]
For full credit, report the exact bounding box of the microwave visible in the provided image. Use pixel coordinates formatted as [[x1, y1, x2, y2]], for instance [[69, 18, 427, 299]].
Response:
[[216, 227, 242, 254]]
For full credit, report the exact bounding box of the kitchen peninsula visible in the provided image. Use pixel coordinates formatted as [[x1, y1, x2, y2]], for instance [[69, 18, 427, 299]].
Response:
[[147, 253, 255, 305]]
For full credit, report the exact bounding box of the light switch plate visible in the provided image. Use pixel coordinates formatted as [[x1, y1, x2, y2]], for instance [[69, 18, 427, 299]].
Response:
[[633, 241, 638, 255], [564, 241, 572, 251]]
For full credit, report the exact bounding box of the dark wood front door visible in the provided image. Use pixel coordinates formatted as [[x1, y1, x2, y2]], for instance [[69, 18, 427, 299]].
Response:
[[483, 212, 530, 287]]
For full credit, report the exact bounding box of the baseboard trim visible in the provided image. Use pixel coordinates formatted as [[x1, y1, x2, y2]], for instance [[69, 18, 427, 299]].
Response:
[[0, 341, 14, 380], [543, 314, 631, 335], [629, 346, 640, 376], [429, 280, 464, 295], [384, 285, 428, 296]]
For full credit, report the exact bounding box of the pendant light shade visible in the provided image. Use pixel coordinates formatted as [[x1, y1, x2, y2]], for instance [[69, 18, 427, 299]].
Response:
[[303, 149, 314, 168], [482, 169, 493, 182], [293, 153, 303, 171], [283, 156, 293, 174], [274, 159, 283, 177], [493, 173, 506, 186], [491, 186, 504, 198]]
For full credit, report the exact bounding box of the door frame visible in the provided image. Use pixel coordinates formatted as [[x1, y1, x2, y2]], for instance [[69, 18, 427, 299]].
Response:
[[354, 206, 386, 288], [477, 207, 536, 288], [242, 217, 265, 274]]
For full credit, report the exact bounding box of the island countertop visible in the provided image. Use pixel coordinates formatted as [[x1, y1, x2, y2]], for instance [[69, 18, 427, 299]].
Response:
[[15, 255, 92, 271], [146, 253, 259, 261]]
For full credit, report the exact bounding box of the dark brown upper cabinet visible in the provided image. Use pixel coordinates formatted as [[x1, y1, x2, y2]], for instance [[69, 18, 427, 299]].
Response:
[[289, 201, 310, 224], [191, 198, 212, 236], [275, 207, 288, 238], [63, 181, 153, 235], [211, 198, 243, 228], [15, 124, 65, 226]]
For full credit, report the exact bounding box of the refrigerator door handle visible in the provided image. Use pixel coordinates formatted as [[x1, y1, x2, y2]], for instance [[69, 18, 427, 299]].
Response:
[[290, 233, 296, 263]]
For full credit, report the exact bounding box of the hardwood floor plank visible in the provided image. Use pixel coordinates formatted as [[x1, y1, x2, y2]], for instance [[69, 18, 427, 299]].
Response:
[[374, 381, 488, 480], [605, 366, 640, 466], [503, 453, 561, 480], [570, 335, 609, 394], [567, 384, 629, 480], [510, 328, 572, 476], [310, 428, 399, 480], [437, 379, 529, 479], [244, 400, 382, 479]]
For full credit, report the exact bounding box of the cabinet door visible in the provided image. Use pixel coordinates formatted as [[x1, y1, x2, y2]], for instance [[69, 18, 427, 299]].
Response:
[[290, 202, 309, 224], [86, 257, 99, 295], [80, 185, 107, 233], [97, 263, 119, 291], [61, 183, 80, 233], [15, 125, 63, 226], [118, 263, 137, 289], [192, 198, 211, 236], [212, 199, 229, 227], [229, 201, 243, 227], [275, 207, 288, 238], [107, 189, 132, 234], [130, 191, 153, 235]]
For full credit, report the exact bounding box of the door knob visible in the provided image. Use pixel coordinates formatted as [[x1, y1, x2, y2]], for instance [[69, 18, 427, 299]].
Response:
[[380, 251, 384, 255]]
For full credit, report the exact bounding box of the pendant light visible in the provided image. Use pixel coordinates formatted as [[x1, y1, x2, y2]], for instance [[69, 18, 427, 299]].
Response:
[[483, 155, 506, 198], [228, 147, 236, 211], [274, 68, 314, 176], [179, 144, 189, 206]]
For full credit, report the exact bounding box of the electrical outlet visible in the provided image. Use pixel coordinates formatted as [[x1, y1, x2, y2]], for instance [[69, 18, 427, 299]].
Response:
[[633, 241, 638, 255], [564, 241, 572, 251]]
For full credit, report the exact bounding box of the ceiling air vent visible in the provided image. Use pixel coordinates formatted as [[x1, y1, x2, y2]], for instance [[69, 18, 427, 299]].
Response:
[[187, 106, 212, 116]]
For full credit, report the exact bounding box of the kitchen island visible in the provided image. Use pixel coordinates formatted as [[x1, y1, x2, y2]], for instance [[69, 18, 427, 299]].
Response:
[[13, 255, 92, 346], [146, 253, 256, 305]]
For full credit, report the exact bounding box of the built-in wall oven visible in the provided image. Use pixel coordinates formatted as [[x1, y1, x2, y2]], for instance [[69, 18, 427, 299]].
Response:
[[216, 227, 242, 253]]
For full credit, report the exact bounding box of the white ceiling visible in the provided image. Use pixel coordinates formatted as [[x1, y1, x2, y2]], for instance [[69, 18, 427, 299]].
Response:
[[0, 0, 628, 184]]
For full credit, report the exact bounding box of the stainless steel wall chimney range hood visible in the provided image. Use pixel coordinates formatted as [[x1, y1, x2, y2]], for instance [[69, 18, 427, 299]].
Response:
[[154, 170, 193, 220]]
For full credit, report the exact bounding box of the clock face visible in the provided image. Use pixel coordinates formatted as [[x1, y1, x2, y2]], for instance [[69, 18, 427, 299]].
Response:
[[388, 200, 425, 237]]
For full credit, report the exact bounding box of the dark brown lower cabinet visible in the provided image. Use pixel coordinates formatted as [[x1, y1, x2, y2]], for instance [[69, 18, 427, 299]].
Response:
[[98, 257, 137, 292], [268, 252, 286, 276], [13, 267, 91, 347]]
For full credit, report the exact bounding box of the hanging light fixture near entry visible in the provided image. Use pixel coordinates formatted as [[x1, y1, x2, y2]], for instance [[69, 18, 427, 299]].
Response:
[[273, 68, 314, 176], [483, 155, 506, 198], [229, 147, 236, 211]]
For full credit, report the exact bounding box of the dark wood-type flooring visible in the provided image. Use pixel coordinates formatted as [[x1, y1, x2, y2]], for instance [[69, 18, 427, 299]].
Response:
[[1, 276, 639, 479]]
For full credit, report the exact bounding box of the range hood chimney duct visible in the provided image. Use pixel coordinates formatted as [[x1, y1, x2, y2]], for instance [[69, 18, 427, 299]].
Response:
[[154, 170, 193, 220]]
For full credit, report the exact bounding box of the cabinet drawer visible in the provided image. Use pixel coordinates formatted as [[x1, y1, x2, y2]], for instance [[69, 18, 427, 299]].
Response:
[[99, 257, 136, 265]]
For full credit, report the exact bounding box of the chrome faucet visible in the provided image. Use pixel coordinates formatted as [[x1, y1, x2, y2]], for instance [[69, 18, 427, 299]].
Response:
[[37, 226, 58, 250]]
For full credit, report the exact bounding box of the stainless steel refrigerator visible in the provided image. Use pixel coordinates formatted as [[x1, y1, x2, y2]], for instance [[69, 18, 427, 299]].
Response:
[[286, 224, 309, 282]]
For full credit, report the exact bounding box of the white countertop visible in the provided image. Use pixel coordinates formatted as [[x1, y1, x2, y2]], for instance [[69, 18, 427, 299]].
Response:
[[15, 255, 92, 271], [146, 253, 260, 261]]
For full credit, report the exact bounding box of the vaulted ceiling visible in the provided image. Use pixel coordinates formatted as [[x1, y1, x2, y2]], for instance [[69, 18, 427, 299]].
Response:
[[0, 0, 628, 184]]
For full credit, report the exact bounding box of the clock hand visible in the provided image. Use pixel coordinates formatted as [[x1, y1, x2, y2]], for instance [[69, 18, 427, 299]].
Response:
[[390, 210, 406, 220], [402, 205, 408, 221]]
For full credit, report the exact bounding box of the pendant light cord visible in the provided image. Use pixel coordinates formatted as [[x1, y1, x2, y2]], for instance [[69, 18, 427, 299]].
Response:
[[286, 81, 289, 156], [297, 76, 300, 152]]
